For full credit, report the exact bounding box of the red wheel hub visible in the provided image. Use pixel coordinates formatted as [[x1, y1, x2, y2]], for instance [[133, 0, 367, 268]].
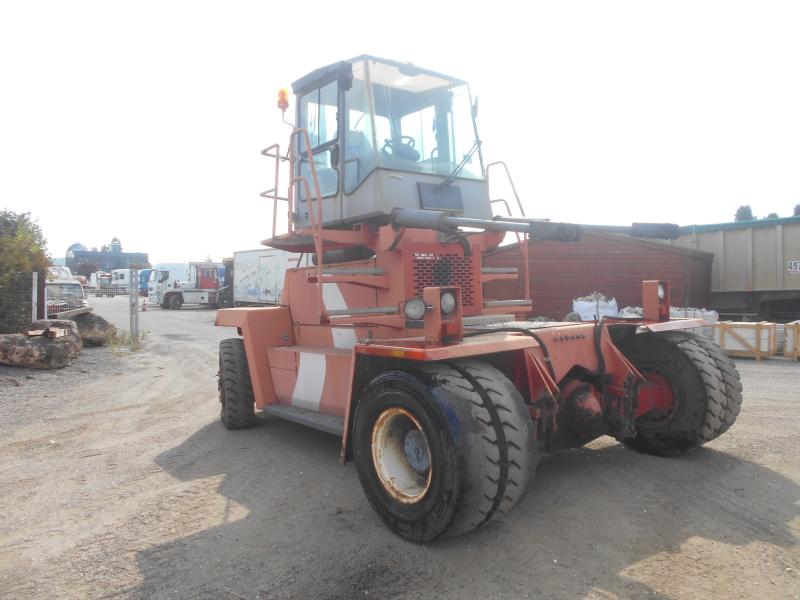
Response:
[[635, 370, 677, 422]]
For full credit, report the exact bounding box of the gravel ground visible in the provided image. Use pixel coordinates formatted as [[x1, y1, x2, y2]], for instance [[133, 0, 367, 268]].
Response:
[[0, 347, 122, 431], [0, 301, 798, 599]]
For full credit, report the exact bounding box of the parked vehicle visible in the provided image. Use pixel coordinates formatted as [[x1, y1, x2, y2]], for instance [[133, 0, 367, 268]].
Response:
[[218, 249, 309, 307], [87, 271, 114, 297], [48, 265, 76, 281], [46, 280, 88, 317], [214, 56, 743, 542], [138, 269, 153, 296], [109, 269, 135, 294], [89, 271, 112, 288], [155, 262, 223, 309], [147, 263, 188, 305]]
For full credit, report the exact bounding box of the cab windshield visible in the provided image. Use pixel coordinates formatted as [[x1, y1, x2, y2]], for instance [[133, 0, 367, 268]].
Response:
[[343, 59, 482, 192]]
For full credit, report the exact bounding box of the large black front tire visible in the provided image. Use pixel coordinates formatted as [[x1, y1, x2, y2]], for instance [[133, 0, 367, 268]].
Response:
[[620, 331, 741, 455], [352, 360, 537, 542], [218, 338, 256, 429]]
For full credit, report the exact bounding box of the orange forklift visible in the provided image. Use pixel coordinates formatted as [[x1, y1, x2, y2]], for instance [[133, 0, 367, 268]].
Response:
[[216, 56, 742, 542]]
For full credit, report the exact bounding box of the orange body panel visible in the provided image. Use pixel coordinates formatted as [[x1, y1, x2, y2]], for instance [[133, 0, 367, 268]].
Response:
[[216, 307, 294, 409], [267, 346, 353, 417], [217, 223, 700, 462]]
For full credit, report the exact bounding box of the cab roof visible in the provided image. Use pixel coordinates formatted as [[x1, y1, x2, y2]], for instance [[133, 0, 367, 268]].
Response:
[[291, 54, 467, 96]]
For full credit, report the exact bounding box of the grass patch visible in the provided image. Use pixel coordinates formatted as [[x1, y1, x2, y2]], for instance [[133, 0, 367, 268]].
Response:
[[108, 330, 148, 354]]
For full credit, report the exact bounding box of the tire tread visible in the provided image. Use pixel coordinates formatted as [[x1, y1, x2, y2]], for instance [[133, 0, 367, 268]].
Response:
[[218, 338, 256, 429]]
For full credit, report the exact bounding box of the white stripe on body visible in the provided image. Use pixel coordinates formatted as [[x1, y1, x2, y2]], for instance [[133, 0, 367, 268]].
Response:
[[292, 352, 326, 411], [323, 282, 358, 349]]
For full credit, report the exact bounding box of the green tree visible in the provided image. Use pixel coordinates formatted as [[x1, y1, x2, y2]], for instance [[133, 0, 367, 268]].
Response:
[[734, 205, 754, 221], [0, 209, 50, 286], [765, 212, 779, 219], [75, 260, 100, 278], [794, 204, 800, 216]]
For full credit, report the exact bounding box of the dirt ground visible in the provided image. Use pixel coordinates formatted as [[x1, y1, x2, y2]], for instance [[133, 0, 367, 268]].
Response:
[[1, 297, 798, 600]]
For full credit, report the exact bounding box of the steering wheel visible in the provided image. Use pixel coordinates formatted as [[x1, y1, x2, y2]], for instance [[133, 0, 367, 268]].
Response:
[[381, 136, 416, 154]]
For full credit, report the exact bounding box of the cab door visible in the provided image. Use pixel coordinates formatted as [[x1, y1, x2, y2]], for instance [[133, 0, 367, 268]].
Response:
[[295, 80, 342, 227]]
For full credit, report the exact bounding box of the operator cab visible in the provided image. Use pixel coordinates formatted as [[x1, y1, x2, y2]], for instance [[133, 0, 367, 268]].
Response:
[[290, 55, 492, 230]]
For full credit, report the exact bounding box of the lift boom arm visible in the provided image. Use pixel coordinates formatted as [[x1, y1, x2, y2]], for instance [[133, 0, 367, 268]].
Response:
[[390, 208, 680, 242]]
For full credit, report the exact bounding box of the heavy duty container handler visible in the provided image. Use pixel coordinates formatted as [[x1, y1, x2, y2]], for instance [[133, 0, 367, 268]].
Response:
[[216, 56, 742, 542]]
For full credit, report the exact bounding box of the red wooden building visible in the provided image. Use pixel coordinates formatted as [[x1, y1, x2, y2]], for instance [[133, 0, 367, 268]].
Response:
[[483, 233, 713, 320]]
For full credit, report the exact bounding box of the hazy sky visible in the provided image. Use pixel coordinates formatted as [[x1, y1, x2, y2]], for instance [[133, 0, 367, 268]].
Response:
[[2, 1, 799, 264]]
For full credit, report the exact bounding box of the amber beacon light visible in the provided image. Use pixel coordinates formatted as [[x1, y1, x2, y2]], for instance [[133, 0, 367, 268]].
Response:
[[277, 88, 289, 112]]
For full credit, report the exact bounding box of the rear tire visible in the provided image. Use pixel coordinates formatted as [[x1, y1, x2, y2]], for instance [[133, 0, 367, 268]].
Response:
[[352, 360, 536, 542], [620, 332, 738, 455], [218, 338, 256, 429], [661, 330, 742, 435]]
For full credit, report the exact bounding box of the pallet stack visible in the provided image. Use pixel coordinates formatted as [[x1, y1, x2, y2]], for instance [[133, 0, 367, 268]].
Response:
[[784, 321, 800, 361], [712, 322, 778, 360]]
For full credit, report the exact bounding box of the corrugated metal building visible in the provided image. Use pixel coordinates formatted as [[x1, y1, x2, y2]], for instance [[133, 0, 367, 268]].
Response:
[[665, 216, 800, 316], [483, 233, 713, 320]]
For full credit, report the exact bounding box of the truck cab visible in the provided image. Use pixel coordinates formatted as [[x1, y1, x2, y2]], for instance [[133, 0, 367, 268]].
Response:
[[110, 269, 134, 293], [157, 261, 223, 310], [148, 263, 188, 306], [279, 55, 488, 236]]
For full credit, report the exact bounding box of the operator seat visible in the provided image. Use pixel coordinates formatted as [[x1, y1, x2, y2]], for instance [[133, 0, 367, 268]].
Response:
[[344, 129, 374, 190], [298, 155, 338, 198]]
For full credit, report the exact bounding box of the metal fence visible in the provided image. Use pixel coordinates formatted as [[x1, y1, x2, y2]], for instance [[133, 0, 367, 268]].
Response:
[[0, 273, 37, 333], [128, 269, 140, 338], [84, 286, 131, 297]]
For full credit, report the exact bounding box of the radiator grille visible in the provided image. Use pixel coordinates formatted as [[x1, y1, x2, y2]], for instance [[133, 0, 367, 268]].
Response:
[[412, 253, 476, 307]]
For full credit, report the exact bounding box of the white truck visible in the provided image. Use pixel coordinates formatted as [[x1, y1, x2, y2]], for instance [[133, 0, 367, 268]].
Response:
[[89, 271, 112, 288], [148, 263, 188, 305], [221, 249, 308, 307], [153, 262, 223, 310], [109, 269, 136, 294]]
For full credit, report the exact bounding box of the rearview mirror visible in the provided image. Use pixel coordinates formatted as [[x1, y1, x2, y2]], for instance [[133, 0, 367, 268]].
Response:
[[472, 95, 479, 119]]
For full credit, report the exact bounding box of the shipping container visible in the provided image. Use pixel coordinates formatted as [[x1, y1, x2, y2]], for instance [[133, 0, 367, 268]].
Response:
[[483, 233, 713, 321], [666, 216, 800, 319]]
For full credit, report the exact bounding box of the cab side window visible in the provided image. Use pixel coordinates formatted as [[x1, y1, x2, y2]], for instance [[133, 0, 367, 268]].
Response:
[[299, 81, 338, 152], [298, 81, 339, 198]]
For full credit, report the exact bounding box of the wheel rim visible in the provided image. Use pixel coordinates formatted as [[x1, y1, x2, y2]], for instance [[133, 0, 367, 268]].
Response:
[[637, 370, 679, 429], [371, 407, 433, 503]]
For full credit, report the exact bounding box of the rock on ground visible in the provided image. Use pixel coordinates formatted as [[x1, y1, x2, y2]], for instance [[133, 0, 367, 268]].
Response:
[[72, 312, 117, 346], [0, 319, 82, 369]]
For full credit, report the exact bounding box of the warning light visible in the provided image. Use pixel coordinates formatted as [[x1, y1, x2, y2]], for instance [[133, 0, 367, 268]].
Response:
[[278, 88, 289, 112]]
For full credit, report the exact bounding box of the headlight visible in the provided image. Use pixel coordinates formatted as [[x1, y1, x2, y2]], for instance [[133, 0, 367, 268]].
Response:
[[440, 291, 456, 314], [657, 284, 665, 300], [404, 298, 427, 320]]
